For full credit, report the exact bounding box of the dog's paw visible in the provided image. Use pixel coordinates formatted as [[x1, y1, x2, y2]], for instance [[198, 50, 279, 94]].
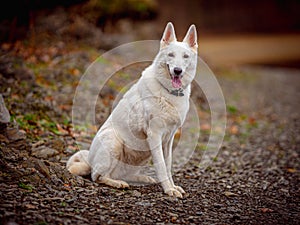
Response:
[[165, 188, 183, 198], [174, 185, 185, 194], [114, 180, 130, 189]]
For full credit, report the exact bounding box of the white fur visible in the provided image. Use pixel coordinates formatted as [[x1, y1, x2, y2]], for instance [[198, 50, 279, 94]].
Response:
[[66, 22, 198, 198]]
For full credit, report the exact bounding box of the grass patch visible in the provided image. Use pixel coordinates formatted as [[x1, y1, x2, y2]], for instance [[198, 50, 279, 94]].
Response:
[[18, 182, 34, 192], [227, 105, 238, 114]]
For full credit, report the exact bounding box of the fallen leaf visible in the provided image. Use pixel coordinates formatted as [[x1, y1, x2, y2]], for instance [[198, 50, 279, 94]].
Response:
[[56, 123, 68, 135], [44, 96, 54, 102], [229, 125, 239, 135], [64, 183, 71, 191], [70, 68, 81, 76], [1, 43, 11, 50], [260, 208, 274, 213], [287, 168, 297, 173], [248, 117, 257, 125], [59, 104, 71, 111]]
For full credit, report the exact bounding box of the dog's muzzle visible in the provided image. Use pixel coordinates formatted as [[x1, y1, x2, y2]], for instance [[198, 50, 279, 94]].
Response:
[[167, 64, 183, 89]]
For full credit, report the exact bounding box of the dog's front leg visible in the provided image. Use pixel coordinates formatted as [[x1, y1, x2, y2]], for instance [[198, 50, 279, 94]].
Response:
[[148, 133, 183, 198], [164, 134, 175, 186], [164, 134, 186, 195]]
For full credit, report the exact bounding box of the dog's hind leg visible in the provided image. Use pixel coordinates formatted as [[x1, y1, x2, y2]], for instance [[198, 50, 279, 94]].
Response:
[[88, 129, 130, 189], [97, 177, 129, 189], [125, 175, 156, 184], [66, 150, 91, 176]]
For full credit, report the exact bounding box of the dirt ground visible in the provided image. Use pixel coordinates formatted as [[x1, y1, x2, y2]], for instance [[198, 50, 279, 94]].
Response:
[[0, 10, 300, 225]]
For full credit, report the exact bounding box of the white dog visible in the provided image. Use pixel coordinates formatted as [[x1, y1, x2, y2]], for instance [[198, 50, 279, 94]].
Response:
[[67, 22, 198, 198]]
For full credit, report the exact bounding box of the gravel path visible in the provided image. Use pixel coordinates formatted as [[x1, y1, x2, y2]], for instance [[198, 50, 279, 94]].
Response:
[[0, 40, 299, 224], [1, 4, 300, 224]]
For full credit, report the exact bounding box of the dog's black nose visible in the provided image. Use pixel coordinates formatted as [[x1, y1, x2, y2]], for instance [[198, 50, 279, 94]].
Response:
[[174, 67, 182, 75]]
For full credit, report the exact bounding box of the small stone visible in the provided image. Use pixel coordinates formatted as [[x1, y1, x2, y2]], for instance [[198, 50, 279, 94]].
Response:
[[31, 146, 59, 159], [32, 140, 45, 148], [168, 212, 178, 217], [224, 191, 238, 197], [25, 203, 37, 209], [0, 94, 10, 123], [33, 159, 50, 178], [6, 127, 26, 141], [213, 203, 223, 208], [196, 211, 202, 216], [132, 190, 142, 197], [48, 138, 66, 152]]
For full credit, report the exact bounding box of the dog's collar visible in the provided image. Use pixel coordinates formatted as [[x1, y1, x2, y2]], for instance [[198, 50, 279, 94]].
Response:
[[162, 85, 185, 97], [169, 88, 184, 97]]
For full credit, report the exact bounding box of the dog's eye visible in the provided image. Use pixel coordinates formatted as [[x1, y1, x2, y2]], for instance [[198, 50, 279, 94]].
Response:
[[168, 52, 175, 57], [183, 54, 189, 58]]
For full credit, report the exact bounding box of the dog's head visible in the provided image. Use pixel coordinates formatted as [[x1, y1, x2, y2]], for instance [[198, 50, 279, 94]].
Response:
[[154, 22, 198, 91]]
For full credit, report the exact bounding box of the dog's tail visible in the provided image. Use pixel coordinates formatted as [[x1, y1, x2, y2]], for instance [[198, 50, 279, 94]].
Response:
[[66, 150, 91, 176]]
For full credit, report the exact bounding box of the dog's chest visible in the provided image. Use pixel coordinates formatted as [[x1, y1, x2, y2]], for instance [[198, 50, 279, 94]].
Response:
[[146, 95, 188, 127]]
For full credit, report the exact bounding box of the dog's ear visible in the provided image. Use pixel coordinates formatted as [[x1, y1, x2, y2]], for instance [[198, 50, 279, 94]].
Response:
[[183, 24, 198, 52], [160, 22, 176, 48]]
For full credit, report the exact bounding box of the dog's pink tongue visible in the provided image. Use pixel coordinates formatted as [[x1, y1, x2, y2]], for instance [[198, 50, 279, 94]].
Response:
[[172, 76, 182, 88]]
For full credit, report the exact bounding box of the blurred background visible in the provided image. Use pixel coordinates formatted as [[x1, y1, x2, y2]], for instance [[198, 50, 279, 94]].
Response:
[[1, 0, 300, 67], [1, 2, 300, 224]]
